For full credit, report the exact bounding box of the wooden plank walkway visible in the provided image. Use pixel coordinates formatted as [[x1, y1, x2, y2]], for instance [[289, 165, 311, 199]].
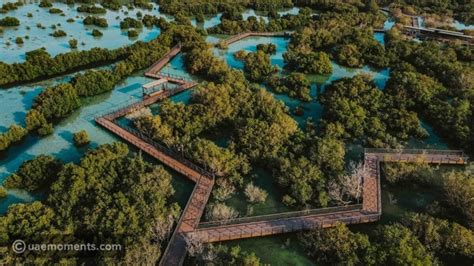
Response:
[[145, 44, 182, 76], [185, 149, 467, 244], [221, 31, 292, 46], [96, 112, 214, 266]]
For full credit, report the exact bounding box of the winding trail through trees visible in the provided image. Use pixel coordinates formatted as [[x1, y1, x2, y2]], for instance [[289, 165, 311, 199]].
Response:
[[95, 35, 470, 265]]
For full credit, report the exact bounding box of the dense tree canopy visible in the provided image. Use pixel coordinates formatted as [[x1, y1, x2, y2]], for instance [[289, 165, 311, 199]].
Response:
[[4, 155, 62, 192], [0, 143, 178, 264], [319, 75, 427, 147], [268, 72, 312, 101]]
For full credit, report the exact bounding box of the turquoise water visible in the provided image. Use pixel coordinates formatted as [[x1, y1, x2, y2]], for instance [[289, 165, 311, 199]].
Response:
[[0, 2, 164, 63], [383, 18, 395, 30], [191, 7, 300, 29], [452, 20, 474, 30], [211, 35, 390, 125]]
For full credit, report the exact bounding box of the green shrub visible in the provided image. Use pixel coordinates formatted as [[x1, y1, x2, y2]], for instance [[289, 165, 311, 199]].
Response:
[[15, 37, 23, 44], [120, 17, 142, 29], [73, 130, 90, 147], [49, 8, 63, 14], [77, 5, 106, 14], [4, 155, 62, 191], [92, 29, 103, 37], [32, 83, 81, 120], [0, 124, 28, 151], [128, 29, 139, 37], [0, 16, 20, 26], [51, 30, 67, 37], [72, 70, 118, 96], [83, 16, 108, 27], [69, 38, 78, 49], [0, 186, 7, 198], [39, 0, 53, 8]]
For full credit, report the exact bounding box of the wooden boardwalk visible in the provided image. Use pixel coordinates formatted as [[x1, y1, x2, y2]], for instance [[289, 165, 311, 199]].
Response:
[[187, 149, 467, 243], [221, 31, 292, 46], [145, 44, 182, 76], [403, 26, 473, 43], [96, 105, 214, 266], [95, 37, 470, 266]]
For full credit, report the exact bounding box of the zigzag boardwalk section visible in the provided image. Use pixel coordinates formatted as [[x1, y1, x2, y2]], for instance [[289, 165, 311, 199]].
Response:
[[95, 34, 470, 265], [188, 149, 468, 243], [96, 110, 214, 266]]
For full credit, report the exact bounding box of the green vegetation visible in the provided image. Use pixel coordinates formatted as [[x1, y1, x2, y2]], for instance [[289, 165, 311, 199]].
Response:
[[256, 43, 276, 54], [403, 213, 474, 259], [268, 72, 311, 101], [91, 29, 103, 37], [382, 161, 435, 185], [442, 171, 474, 227], [83, 16, 108, 27], [15, 37, 23, 44], [299, 222, 374, 265], [120, 17, 143, 29], [32, 83, 81, 120], [68, 38, 78, 49], [102, 0, 122, 10], [285, 15, 387, 69], [0, 24, 172, 152], [384, 42, 474, 153], [0, 16, 20, 27], [51, 30, 66, 37], [300, 222, 435, 265], [4, 155, 62, 192], [158, 0, 292, 17], [39, 0, 52, 8], [319, 75, 428, 147], [234, 50, 278, 82], [0, 2, 22, 13], [133, 25, 345, 209], [187, 243, 262, 265], [284, 50, 332, 74], [0, 143, 178, 264], [208, 8, 313, 35], [382, 0, 474, 24], [72, 69, 118, 96], [73, 130, 90, 147], [128, 29, 139, 37], [48, 8, 63, 14], [0, 124, 28, 152], [25, 109, 51, 136], [0, 186, 7, 198], [77, 5, 107, 14]]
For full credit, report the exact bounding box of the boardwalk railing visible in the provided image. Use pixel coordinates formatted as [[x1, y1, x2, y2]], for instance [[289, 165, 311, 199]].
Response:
[[364, 148, 466, 156], [159, 174, 213, 266], [192, 212, 381, 243], [145, 44, 182, 75], [154, 72, 194, 82], [221, 31, 293, 45], [119, 125, 215, 178], [97, 84, 196, 120], [197, 204, 363, 229]]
